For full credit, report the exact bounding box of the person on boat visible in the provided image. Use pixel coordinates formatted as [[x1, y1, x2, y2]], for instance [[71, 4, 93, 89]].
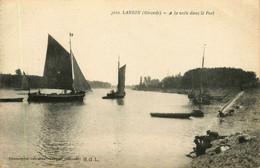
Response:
[[64, 89, 67, 94], [38, 89, 41, 95]]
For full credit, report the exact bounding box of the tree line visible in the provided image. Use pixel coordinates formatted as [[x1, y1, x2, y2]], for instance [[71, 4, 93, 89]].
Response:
[[0, 69, 111, 89], [135, 67, 259, 90]]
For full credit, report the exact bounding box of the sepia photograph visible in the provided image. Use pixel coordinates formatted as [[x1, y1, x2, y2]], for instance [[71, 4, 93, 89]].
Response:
[[0, 0, 259, 167]]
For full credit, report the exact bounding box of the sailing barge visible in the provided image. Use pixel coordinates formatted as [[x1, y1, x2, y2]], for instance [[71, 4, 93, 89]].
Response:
[[192, 44, 211, 105], [28, 34, 91, 102], [103, 58, 126, 99]]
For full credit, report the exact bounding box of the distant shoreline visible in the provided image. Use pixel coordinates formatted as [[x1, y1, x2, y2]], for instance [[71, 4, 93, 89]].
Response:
[[0, 73, 111, 89]]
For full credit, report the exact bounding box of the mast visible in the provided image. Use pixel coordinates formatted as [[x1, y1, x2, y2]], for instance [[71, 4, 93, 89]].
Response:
[[191, 75, 194, 90], [117, 55, 120, 92], [118, 55, 120, 70], [202, 44, 206, 68], [70, 33, 75, 90], [200, 44, 206, 104]]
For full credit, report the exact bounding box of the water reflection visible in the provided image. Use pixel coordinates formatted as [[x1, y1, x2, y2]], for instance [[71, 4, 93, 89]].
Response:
[[0, 89, 247, 168], [116, 99, 124, 106], [35, 102, 84, 167], [106, 98, 125, 105], [28, 101, 85, 106]]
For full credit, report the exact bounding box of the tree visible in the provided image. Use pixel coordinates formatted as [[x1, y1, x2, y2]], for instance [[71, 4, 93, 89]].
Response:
[[15, 69, 22, 76]]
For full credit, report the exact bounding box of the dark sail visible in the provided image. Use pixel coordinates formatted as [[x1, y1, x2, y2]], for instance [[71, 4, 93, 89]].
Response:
[[27, 34, 89, 102], [43, 35, 73, 90], [117, 65, 126, 94], [72, 54, 91, 91]]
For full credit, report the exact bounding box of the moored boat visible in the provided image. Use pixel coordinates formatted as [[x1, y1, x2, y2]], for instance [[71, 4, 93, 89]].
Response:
[[150, 113, 192, 119], [150, 110, 204, 119], [0, 98, 24, 102], [191, 109, 204, 117], [192, 95, 211, 105], [192, 44, 211, 105]]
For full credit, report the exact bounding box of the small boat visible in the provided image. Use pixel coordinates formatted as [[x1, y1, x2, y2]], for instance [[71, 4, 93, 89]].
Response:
[[0, 98, 24, 102], [103, 57, 126, 99], [150, 113, 192, 119], [27, 34, 91, 102], [150, 110, 204, 119], [102, 90, 125, 99], [193, 95, 211, 105], [191, 110, 204, 117]]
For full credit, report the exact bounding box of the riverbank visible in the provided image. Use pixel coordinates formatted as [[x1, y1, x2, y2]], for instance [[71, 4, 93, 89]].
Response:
[[133, 88, 240, 102], [186, 88, 260, 168]]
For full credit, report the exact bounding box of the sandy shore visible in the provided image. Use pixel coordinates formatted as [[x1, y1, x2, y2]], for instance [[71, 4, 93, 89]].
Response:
[[186, 88, 260, 168]]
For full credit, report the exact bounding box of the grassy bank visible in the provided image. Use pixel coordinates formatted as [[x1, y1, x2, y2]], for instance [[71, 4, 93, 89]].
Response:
[[187, 88, 260, 168]]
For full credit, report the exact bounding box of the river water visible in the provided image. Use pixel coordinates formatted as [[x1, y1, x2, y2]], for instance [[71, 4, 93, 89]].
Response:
[[0, 89, 245, 168]]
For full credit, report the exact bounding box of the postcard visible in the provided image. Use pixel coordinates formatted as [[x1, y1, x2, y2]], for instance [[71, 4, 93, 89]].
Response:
[[0, 0, 259, 167]]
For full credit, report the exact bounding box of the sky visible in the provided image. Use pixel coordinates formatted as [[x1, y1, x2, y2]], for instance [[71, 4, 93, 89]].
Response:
[[0, 0, 259, 85]]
